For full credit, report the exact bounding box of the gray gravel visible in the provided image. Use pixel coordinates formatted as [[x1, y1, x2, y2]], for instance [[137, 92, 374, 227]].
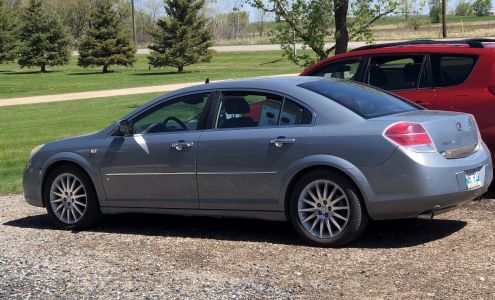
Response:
[[0, 194, 494, 299]]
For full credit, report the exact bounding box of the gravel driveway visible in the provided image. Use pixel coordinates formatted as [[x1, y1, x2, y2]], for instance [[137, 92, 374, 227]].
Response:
[[0, 194, 494, 299]]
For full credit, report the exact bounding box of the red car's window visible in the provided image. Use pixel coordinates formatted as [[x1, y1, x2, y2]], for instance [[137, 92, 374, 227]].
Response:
[[368, 55, 426, 91], [430, 54, 478, 87]]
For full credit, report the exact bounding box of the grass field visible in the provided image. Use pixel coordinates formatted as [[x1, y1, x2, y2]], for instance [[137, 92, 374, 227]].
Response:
[[0, 51, 301, 99], [216, 15, 495, 45], [0, 92, 162, 194]]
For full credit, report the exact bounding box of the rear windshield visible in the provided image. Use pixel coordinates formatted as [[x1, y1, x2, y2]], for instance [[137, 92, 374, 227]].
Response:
[[298, 79, 420, 119]]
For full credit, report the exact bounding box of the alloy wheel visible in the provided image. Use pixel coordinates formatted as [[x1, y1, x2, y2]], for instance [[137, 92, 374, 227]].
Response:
[[49, 173, 88, 224], [297, 179, 350, 239]]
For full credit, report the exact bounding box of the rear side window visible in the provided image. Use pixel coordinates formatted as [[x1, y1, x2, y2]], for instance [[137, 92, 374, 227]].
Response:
[[368, 55, 426, 91], [309, 59, 361, 81], [430, 54, 477, 87], [299, 80, 420, 119], [280, 100, 313, 126]]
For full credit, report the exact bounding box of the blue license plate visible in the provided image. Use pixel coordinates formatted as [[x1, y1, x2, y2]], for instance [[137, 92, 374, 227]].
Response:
[[465, 169, 482, 189]]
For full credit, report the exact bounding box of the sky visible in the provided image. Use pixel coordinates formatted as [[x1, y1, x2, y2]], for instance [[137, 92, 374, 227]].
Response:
[[134, 0, 495, 23]]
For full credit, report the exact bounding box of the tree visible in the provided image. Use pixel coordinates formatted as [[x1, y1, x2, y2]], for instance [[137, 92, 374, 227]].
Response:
[[473, 0, 493, 16], [148, 0, 214, 73], [429, 0, 442, 23], [251, 0, 398, 67], [399, 0, 426, 19], [78, 0, 136, 73], [455, 0, 474, 16], [0, 0, 18, 63], [48, 0, 93, 46], [17, 0, 70, 72]]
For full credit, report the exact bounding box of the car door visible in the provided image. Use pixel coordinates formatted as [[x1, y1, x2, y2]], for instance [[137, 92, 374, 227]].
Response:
[[365, 53, 436, 109], [99, 92, 213, 209], [197, 91, 313, 211]]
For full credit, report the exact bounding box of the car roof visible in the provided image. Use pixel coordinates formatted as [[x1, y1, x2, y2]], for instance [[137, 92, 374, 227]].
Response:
[[124, 76, 338, 120], [164, 76, 326, 96]]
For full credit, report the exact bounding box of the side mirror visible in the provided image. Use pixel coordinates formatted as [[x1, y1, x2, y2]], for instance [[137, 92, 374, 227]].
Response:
[[117, 120, 131, 136]]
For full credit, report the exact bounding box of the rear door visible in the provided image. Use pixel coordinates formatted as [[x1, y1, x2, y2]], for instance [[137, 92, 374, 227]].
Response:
[[365, 53, 436, 109], [196, 91, 313, 211]]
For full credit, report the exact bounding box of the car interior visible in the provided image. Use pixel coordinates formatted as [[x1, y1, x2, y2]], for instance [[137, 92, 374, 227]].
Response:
[[368, 56, 425, 91]]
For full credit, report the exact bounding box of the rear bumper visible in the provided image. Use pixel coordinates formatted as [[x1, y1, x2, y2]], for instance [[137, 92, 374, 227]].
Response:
[[360, 143, 493, 220]]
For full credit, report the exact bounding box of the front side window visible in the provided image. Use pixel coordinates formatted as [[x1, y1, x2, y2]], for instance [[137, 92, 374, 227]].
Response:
[[368, 55, 426, 91], [214, 92, 312, 129], [299, 79, 419, 119], [132, 93, 210, 134], [310, 59, 361, 81], [430, 54, 477, 87]]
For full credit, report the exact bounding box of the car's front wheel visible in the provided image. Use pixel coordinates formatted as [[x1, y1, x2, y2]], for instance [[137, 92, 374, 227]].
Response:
[[290, 170, 368, 247], [43, 164, 102, 230]]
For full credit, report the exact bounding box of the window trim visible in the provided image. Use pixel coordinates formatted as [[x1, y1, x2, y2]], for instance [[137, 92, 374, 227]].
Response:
[[428, 53, 479, 89], [205, 88, 316, 132], [126, 91, 216, 136], [364, 53, 430, 92], [306, 57, 366, 82]]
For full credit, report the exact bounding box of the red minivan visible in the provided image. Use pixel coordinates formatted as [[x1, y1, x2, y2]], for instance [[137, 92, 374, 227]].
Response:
[[301, 39, 495, 167]]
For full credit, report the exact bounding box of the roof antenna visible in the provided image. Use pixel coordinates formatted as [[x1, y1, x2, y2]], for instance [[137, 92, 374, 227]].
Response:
[[205, 78, 210, 84]]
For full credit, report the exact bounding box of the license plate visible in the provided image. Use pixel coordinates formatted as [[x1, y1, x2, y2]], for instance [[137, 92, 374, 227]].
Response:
[[465, 169, 482, 189]]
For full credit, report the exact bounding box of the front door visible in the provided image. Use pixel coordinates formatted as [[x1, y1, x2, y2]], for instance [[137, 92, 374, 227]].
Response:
[[99, 92, 212, 209], [197, 91, 313, 211]]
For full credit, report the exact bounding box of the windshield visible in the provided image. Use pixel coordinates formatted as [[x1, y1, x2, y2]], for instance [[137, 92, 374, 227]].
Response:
[[298, 79, 420, 119]]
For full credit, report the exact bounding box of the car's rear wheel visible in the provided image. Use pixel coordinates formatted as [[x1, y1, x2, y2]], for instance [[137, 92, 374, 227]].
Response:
[[290, 170, 368, 247], [44, 165, 102, 230]]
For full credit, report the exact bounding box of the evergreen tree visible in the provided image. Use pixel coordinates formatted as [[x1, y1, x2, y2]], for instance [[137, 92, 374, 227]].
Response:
[[0, 0, 18, 63], [148, 0, 214, 73], [18, 0, 70, 72], [78, 0, 136, 73]]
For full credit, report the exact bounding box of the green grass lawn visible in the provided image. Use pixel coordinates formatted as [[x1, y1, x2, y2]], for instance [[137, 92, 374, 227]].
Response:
[[0, 51, 302, 99], [0, 92, 162, 194]]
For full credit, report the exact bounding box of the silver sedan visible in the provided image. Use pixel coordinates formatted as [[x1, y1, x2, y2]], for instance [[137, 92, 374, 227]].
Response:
[[23, 77, 493, 247]]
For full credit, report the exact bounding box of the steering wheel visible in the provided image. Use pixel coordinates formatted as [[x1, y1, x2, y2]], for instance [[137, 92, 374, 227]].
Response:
[[163, 116, 187, 131]]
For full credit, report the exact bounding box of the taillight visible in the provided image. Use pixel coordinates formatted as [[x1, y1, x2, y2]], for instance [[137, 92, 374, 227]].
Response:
[[383, 122, 436, 153], [488, 86, 495, 96]]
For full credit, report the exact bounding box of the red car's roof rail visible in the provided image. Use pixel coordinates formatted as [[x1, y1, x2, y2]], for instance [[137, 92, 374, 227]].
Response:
[[351, 38, 495, 52]]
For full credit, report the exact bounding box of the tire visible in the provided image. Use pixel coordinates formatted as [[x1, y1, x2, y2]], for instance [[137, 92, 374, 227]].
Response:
[[43, 164, 102, 230], [289, 170, 368, 247]]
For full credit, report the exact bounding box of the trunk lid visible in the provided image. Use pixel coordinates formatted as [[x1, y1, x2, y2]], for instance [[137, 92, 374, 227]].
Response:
[[375, 110, 479, 158]]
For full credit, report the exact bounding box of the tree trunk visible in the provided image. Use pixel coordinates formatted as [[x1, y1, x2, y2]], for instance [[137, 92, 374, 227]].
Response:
[[178, 65, 184, 73], [40, 64, 46, 73], [334, 0, 349, 55], [103, 64, 109, 73]]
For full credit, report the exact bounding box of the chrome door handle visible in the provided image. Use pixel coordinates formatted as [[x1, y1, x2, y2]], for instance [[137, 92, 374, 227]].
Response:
[[171, 140, 194, 151], [270, 137, 296, 148]]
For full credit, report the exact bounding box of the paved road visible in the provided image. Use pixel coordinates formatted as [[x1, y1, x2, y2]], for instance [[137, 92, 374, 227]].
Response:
[[87, 38, 495, 55], [0, 73, 297, 107], [75, 42, 377, 56], [0, 195, 494, 298]]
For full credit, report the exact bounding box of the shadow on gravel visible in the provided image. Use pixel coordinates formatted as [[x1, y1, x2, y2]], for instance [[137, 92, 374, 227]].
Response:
[[4, 213, 466, 248]]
